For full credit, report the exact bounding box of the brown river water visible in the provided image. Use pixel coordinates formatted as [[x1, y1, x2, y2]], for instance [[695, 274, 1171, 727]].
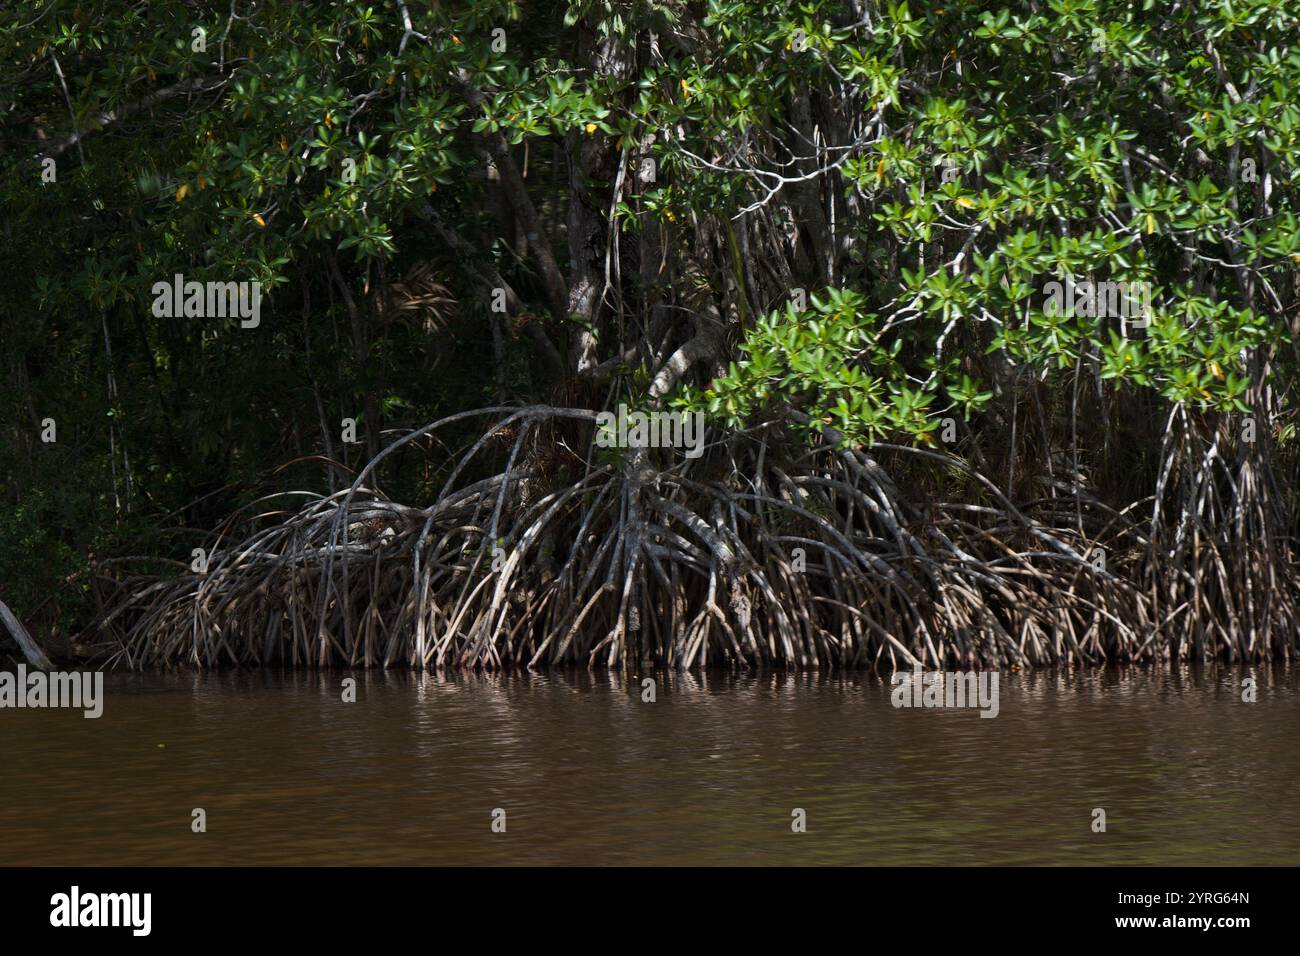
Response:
[[3, 666, 1297, 865]]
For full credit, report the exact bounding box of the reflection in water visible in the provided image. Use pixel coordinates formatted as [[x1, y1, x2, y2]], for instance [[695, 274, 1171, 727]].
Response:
[[2, 666, 1296, 865]]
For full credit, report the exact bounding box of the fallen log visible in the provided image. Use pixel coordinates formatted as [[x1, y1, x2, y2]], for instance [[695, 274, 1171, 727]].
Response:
[[0, 599, 53, 669]]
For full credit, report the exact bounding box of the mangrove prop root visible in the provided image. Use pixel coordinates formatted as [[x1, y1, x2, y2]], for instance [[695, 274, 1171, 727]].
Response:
[[94, 406, 1300, 670]]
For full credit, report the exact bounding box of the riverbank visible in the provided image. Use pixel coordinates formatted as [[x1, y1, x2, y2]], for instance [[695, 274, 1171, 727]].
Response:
[[79, 409, 1299, 672]]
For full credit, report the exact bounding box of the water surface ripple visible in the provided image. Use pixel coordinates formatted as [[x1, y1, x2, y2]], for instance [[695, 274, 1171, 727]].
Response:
[[3, 667, 1295, 865]]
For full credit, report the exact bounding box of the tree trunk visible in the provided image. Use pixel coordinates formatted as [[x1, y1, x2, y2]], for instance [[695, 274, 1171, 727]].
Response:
[[0, 599, 53, 668]]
